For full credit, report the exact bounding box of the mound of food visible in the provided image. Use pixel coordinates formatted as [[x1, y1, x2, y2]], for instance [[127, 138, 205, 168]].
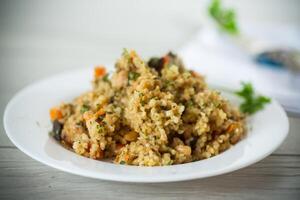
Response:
[[49, 50, 246, 166]]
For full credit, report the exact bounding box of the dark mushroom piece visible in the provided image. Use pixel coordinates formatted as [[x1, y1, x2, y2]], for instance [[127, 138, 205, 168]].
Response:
[[50, 120, 63, 141], [147, 57, 164, 73]]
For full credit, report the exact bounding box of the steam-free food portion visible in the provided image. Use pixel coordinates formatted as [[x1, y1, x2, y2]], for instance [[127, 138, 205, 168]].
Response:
[[49, 50, 246, 166]]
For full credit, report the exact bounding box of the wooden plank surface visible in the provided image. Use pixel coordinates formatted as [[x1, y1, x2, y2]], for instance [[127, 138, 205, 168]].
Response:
[[0, 149, 299, 200]]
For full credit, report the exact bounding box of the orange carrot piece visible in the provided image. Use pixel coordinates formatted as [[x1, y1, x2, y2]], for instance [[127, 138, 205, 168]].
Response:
[[227, 123, 237, 133], [130, 51, 137, 58], [162, 55, 169, 65], [94, 108, 105, 117], [191, 70, 200, 77], [94, 66, 106, 78], [124, 154, 130, 162], [49, 108, 63, 121]]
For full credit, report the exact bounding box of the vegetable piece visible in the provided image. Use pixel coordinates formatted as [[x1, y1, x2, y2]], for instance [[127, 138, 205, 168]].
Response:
[[128, 71, 140, 81], [49, 120, 63, 141], [235, 82, 271, 114], [94, 66, 106, 78], [80, 104, 90, 114], [130, 50, 137, 58], [148, 57, 164, 72], [120, 161, 126, 165], [162, 55, 170, 65], [102, 74, 110, 82], [95, 108, 105, 117], [96, 124, 104, 131], [124, 131, 138, 142], [208, 0, 239, 35], [227, 123, 237, 133], [49, 108, 63, 121]]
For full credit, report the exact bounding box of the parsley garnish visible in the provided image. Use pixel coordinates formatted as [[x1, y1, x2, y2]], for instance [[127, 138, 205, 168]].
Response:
[[120, 161, 126, 165], [208, 0, 239, 35], [80, 104, 90, 114], [235, 82, 271, 114], [96, 124, 104, 133], [128, 71, 140, 81], [102, 74, 110, 82]]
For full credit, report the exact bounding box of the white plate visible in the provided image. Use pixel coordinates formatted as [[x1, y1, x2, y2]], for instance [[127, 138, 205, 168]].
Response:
[[3, 67, 289, 183]]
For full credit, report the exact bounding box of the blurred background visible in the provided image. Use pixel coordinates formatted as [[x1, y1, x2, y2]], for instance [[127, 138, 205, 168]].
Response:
[[0, 0, 300, 146]]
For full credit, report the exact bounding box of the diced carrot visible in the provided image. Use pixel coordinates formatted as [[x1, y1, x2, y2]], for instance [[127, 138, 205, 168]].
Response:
[[49, 108, 63, 121], [94, 66, 106, 78], [130, 50, 137, 58], [124, 154, 130, 162], [227, 123, 237, 133], [94, 108, 105, 117], [191, 70, 200, 77], [162, 55, 170, 65]]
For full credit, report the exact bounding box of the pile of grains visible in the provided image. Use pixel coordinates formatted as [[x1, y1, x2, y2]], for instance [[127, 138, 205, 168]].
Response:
[[49, 50, 246, 166]]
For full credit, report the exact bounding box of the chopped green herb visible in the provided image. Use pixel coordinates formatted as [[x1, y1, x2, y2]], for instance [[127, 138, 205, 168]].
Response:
[[80, 104, 90, 114], [235, 82, 271, 114], [120, 161, 126, 165], [140, 100, 146, 106], [128, 71, 140, 81], [96, 124, 105, 133], [163, 80, 173, 88], [102, 74, 110, 82], [186, 100, 194, 108], [213, 101, 221, 108], [208, 0, 239, 35]]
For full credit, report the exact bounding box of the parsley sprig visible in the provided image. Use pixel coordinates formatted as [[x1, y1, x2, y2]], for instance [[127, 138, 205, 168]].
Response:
[[208, 0, 239, 35], [128, 71, 140, 81], [235, 82, 271, 115]]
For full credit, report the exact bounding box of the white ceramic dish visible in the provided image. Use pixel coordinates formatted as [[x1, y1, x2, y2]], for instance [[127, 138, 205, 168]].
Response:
[[3, 67, 289, 183]]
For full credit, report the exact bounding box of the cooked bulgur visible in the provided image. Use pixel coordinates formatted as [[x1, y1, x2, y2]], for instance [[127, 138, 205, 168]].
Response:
[[49, 49, 246, 166]]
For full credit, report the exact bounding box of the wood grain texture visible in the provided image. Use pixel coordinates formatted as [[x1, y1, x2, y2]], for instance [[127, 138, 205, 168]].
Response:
[[0, 149, 299, 200]]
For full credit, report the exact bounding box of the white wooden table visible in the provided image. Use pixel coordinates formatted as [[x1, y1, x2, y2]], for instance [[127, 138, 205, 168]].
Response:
[[0, 0, 299, 199]]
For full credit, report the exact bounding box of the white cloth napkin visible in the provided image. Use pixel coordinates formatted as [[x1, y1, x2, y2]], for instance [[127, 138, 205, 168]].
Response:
[[178, 24, 300, 115]]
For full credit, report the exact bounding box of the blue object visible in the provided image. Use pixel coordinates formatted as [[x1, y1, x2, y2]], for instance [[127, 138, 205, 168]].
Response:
[[255, 52, 284, 69]]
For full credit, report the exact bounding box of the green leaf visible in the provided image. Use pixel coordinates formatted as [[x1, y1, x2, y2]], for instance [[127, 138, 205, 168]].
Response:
[[235, 82, 271, 114], [80, 104, 90, 114], [102, 74, 110, 82], [128, 71, 140, 81], [208, 0, 239, 35], [120, 161, 126, 165]]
